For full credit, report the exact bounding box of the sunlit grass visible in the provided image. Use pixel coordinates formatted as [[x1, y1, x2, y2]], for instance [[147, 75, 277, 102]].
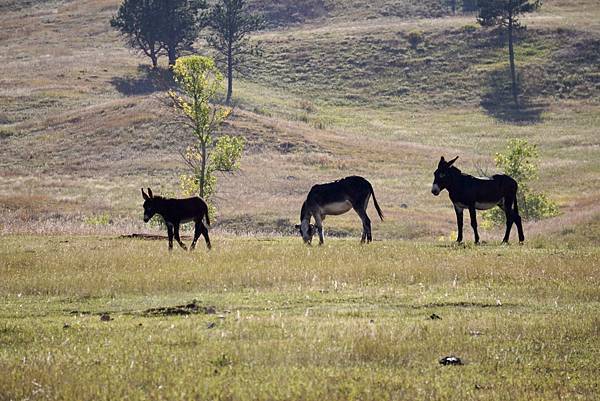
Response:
[[0, 235, 599, 400]]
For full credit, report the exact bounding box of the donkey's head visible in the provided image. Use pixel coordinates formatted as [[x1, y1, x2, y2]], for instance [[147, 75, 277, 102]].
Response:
[[431, 156, 458, 196], [295, 222, 316, 244], [141, 188, 157, 222], [296, 201, 316, 244]]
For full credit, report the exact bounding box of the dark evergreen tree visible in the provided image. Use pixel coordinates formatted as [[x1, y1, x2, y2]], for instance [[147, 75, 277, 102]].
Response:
[[111, 0, 164, 68], [205, 0, 264, 104], [462, 0, 479, 12], [111, 0, 206, 68], [157, 0, 207, 66], [476, 0, 542, 106]]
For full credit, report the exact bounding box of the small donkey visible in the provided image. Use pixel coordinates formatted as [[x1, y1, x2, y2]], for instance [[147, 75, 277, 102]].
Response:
[[141, 188, 211, 250]]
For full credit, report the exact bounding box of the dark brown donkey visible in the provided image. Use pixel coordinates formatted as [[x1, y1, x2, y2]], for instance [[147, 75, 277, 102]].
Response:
[[296, 176, 384, 245], [431, 156, 525, 244], [141, 188, 211, 250]]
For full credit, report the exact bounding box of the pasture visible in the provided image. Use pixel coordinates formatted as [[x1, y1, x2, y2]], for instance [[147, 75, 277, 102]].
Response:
[[1, 0, 599, 399], [1, 234, 599, 400]]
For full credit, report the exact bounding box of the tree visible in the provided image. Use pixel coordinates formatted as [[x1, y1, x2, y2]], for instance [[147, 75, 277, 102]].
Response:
[[448, 0, 457, 14], [482, 139, 558, 226], [462, 0, 478, 13], [111, 0, 206, 68], [169, 56, 245, 214], [111, 0, 164, 68], [205, 0, 264, 104], [477, 0, 542, 106], [157, 0, 207, 66]]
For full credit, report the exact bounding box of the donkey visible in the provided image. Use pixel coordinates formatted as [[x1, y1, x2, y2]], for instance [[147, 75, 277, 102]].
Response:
[[141, 188, 211, 251], [296, 176, 384, 245], [431, 156, 524, 244]]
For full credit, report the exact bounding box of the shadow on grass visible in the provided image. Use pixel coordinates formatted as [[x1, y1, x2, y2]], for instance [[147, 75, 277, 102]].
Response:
[[110, 65, 174, 96], [480, 67, 547, 124]]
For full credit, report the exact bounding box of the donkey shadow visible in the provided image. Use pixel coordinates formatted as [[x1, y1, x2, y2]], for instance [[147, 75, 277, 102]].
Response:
[[110, 65, 174, 96]]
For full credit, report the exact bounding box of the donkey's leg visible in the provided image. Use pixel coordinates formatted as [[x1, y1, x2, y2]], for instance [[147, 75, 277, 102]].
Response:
[[200, 222, 211, 249], [502, 198, 514, 244], [454, 204, 464, 243], [314, 214, 324, 245], [166, 222, 174, 251], [191, 219, 202, 250], [513, 199, 525, 243], [173, 223, 188, 250], [468, 207, 480, 244], [355, 207, 372, 243]]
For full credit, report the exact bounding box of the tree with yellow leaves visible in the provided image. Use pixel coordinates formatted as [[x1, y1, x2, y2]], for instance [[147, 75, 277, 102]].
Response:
[[169, 55, 244, 215]]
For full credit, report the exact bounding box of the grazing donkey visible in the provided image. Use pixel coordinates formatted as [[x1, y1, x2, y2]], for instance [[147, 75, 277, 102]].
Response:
[[431, 156, 524, 244], [296, 176, 384, 245], [141, 188, 211, 250]]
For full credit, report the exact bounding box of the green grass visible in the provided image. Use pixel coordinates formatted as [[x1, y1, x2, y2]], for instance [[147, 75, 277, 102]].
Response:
[[1, 235, 599, 400]]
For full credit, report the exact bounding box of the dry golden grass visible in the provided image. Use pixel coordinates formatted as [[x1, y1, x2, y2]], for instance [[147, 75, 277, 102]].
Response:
[[0, 0, 598, 241], [0, 235, 599, 400]]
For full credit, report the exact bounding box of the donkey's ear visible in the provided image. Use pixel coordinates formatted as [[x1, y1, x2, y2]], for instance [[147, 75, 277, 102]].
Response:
[[147, 188, 153, 198], [440, 156, 446, 162], [447, 156, 459, 166], [142, 188, 149, 200]]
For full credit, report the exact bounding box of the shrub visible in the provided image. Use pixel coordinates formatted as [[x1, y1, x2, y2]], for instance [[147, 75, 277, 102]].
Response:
[[407, 30, 424, 50], [482, 139, 559, 225]]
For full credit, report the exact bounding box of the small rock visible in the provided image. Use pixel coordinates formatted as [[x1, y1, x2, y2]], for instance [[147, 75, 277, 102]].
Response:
[[100, 313, 112, 322], [469, 330, 483, 336], [207, 322, 216, 329], [63, 323, 70, 329], [217, 315, 226, 320], [429, 313, 442, 320], [369, 319, 375, 324], [205, 306, 216, 315], [439, 356, 463, 366], [400, 203, 408, 209]]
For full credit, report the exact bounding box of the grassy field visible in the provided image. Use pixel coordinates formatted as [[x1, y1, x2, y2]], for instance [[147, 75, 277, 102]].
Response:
[[1, 235, 599, 400], [0, 0, 599, 399]]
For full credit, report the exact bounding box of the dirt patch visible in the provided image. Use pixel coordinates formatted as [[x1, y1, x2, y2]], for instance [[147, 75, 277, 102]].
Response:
[[120, 233, 193, 241], [142, 301, 216, 317]]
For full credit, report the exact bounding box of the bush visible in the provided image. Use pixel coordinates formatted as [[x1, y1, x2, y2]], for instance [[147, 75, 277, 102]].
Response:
[[482, 139, 559, 225], [407, 30, 424, 50]]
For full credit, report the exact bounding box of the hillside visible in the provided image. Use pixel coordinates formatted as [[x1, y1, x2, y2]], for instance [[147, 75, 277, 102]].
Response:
[[0, 0, 599, 241]]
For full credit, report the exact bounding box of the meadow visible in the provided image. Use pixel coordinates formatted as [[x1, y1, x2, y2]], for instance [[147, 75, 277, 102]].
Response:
[[0, 0, 599, 399], [1, 235, 599, 400]]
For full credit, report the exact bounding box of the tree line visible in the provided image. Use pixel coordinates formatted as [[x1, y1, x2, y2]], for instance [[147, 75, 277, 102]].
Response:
[[111, 0, 262, 104]]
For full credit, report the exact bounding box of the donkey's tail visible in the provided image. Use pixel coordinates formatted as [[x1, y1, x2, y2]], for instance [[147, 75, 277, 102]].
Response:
[[205, 210, 211, 227], [370, 184, 384, 221]]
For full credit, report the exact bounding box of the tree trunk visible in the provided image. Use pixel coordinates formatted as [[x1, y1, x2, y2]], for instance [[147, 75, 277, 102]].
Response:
[[450, 0, 456, 14], [199, 141, 207, 198], [168, 46, 177, 67], [150, 53, 158, 69], [226, 42, 233, 105], [507, 16, 519, 107]]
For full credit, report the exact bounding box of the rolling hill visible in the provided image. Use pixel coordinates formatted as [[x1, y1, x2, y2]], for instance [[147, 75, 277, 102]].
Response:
[[0, 0, 599, 242]]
